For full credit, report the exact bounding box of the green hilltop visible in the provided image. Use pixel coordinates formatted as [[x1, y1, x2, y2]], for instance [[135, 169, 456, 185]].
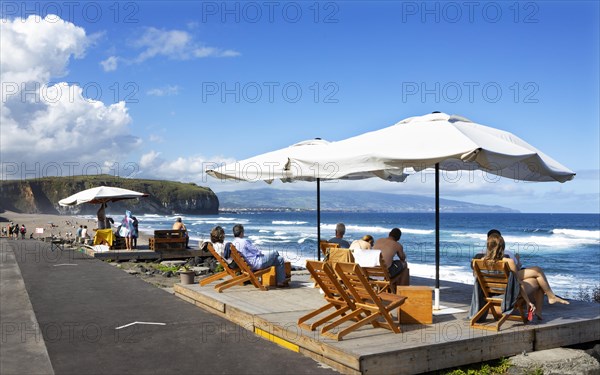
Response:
[[0, 175, 219, 215]]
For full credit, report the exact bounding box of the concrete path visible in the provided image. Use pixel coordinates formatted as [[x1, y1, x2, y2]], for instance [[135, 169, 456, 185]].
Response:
[[0, 239, 338, 374], [1, 240, 54, 375]]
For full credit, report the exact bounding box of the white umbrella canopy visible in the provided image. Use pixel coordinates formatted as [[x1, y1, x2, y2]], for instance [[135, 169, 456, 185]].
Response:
[[58, 186, 149, 206], [291, 112, 575, 183], [206, 138, 409, 261], [206, 138, 409, 183], [288, 112, 575, 309]]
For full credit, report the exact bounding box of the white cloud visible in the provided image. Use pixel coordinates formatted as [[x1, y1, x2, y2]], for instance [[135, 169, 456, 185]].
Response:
[[0, 15, 139, 177], [148, 134, 164, 143], [136, 151, 234, 183], [140, 151, 161, 168], [0, 15, 88, 84], [100, 56, 119, 72], [147, 85, 180, 96], [131, 27, 240, 63]]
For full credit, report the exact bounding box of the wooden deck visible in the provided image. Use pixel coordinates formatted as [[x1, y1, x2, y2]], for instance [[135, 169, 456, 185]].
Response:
[[174, 273, 600, 375], [78, 244, 210, 261]]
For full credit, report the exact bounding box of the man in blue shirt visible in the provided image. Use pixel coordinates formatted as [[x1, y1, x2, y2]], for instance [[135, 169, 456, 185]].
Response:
[[232, 224, 287, 287], [328, 222, 351, 248]]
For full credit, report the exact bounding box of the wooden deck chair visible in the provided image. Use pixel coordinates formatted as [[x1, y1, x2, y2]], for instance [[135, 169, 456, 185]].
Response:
[[323, 262, 406, 341], [199, 243, 240, 287], [355, 250, 406, 294], [325, 248, 354, 268], [214, 244, 272, 292], [298, 261, 365, 332], [353, 249, 393, 293], [320, 241, 340, 257], [470, 259, 528, 331]]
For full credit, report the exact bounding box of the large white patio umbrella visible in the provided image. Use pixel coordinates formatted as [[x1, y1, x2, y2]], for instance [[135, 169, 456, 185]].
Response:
[[59, 186, 149, 206], [292, 112, 575, 183], [290, 112, 575, 308], [207, 138, 408, 183], [206, 139, 408, 259]]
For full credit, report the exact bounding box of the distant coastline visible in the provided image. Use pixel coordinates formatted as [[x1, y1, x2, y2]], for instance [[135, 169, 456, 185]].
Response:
[[217, 188, 520, 213]]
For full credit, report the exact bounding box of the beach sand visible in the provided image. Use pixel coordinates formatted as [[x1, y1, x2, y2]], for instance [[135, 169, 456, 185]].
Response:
[[0, 210, 190, 289], [0, 211, 153, 245]]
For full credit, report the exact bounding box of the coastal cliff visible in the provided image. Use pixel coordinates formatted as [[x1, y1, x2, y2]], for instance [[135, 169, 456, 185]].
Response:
[[0, 175, 219, 215]]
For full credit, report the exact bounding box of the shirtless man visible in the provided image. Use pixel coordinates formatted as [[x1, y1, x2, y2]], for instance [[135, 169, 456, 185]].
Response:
[[373, 228, 409, 285], [173, 217, 190, 248]]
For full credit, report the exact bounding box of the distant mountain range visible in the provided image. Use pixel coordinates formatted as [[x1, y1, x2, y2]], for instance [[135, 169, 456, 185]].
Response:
[[217, 189, 519, 213]]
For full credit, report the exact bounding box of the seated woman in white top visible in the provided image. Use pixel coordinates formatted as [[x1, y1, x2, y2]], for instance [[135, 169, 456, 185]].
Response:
[[349, 234, 375, 250], [210, 226, 234, 266]]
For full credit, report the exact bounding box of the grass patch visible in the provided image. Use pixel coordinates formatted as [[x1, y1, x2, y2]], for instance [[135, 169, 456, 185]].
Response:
[[151, 264, 180, 273], [441, 357, 512, 375]]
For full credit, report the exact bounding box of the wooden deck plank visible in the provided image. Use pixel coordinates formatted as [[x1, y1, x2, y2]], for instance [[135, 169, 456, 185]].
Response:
[[175, 274, 600, 375]]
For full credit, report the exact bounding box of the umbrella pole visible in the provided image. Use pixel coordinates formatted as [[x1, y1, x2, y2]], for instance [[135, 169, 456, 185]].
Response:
[[434, 163, 440, 310], [317, 178, 321, 261]]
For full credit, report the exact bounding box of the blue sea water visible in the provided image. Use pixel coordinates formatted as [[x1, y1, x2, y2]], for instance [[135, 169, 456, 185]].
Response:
[[126, 211, 599, 298]]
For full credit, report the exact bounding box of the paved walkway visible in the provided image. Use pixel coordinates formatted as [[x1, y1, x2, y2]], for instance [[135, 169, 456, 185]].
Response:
[[0, 239, 338, 374]]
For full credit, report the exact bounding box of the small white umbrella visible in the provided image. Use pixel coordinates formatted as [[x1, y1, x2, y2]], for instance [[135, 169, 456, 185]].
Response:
[[59, 186, 148, 231], [59, 186, 149, 206]]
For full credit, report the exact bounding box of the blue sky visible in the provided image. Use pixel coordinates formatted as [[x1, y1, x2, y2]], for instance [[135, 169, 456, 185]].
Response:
[[1, 1, 598, 213]]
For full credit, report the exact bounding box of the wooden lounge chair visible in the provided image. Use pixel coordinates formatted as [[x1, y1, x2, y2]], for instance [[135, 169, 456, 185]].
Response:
[[361, 253, 408, 294], [199, 243, 240, 287], [320, 241, 340, 257], [213, 244, 272, 292], [298, 261, 364, 332], [322, 262, 406, 341], [470, 259, 528, 331], [325, 247, 354, 268]]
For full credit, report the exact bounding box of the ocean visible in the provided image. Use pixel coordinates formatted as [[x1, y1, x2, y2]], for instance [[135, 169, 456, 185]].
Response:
[[117, 211, 599, 299]]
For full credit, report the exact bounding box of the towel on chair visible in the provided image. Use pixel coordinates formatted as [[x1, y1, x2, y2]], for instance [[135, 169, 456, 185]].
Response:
[[353, 248, 381, 267], [468, 271, 521, 322]]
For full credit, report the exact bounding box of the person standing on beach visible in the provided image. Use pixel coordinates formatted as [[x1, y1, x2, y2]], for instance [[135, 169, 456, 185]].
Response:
[[120, 211, 135, 250], [81, 225, 90, 244], [328, 223, 351, 248], [13, 224, 19, 239], [232, 224, 287, 287], [172, 217, 189, 249], [20, 224, 26, 239], [132, 216, 139, 249], [97, 203, 108, 229], [76, 225, 83, 243], [373, 228, 409, 285]]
